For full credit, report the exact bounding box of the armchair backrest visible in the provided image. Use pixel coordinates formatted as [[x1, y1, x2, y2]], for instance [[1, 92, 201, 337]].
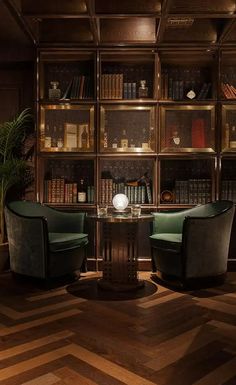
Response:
[[7, 201, 86, 233], [152, 201, 234, 235]]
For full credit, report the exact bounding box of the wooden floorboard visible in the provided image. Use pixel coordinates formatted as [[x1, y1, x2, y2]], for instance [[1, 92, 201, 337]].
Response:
[[0, 271, 235, 385]]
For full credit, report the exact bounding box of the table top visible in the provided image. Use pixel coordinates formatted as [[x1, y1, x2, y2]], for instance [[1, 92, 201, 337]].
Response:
[[88, 213, 154, 223]]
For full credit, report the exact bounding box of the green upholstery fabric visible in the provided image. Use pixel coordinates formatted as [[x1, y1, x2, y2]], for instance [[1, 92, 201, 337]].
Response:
[[150, 201, 235, 287], [49, 232, 88, 252], [4, 201, 88, 279]]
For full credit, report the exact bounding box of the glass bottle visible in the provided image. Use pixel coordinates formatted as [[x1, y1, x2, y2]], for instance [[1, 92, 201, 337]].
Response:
[[112, 137, 118, 149], [120, 129, 128, 148], [40, 124, 45, 150], [51, 126, 58, 147], [141, 128, 149, 149], [57, 125, 64, 149], [78, 179, 87, 203], [44, 124, 51, 148], [130, 138, 136, 148], [138, 80, 148, 98], [49, 81, 61, 100], [104, 131, 108, 148], [81, 126, 88, 149]]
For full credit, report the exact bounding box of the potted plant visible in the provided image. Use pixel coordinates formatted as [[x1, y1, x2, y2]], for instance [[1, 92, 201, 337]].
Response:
[[0, 108, 34, 270]]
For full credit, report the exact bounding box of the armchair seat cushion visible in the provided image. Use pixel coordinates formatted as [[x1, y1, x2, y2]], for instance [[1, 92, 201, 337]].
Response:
[[150, 233, 182, 253], [49, 232, 88, 253]]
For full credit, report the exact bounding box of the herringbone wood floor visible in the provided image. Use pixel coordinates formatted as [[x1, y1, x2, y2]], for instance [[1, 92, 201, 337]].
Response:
[[0, 271, 235, 385]]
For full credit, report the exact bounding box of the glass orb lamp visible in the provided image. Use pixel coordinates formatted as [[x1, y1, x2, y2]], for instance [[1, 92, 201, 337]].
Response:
[[112, 193, 129, 212]]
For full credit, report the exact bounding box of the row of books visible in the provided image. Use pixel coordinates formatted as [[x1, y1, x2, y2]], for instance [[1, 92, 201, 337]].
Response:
[[161, 71, 211, 100], [100, 179, 152, 204], [174, 179, 212, 204], [101, 74, 124, 99], [221, 82, 236, 99], [61, 75, 92, 99], [221, 180, 236, 202], [44, 178, 94, 203]]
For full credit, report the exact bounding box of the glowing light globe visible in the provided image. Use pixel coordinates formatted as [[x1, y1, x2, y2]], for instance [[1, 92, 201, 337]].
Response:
[[112, 193, 129, 211]]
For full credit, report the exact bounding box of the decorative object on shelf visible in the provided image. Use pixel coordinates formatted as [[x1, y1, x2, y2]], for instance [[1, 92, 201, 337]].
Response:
[[78, 124, 89, 149], [112, 137, 118, 148], [97, 204, 108, 216], [138, 80, 148, 98], [120, 129, 128, 148], [170, 129, 181, 147], [130, 138, 135, 148], [77, 179, 87, 203], [131, 204, 141, 217], [141, 128, 149, 149], [51, 126, 58, 147], [104, 131, 108, 148], [57, 125, 64, 148], [44, 124, 51, 148], [186, 89, 196, 100], [112, 193, 129, 213], [160, 190, 173, 203], [49, 81, 61, 100]]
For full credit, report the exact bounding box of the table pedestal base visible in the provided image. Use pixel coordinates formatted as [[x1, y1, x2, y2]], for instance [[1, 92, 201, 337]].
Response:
[[97, 278, 144, 292], [101, 222, 142, 291]]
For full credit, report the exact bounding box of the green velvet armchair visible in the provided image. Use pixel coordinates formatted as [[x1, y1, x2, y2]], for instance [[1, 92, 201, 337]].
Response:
[[4, 201, 88, 279], [150, 201, 235, 288]]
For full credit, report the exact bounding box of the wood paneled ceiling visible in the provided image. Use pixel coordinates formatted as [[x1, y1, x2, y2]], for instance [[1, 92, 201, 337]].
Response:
[[2, 0, 236, 48]]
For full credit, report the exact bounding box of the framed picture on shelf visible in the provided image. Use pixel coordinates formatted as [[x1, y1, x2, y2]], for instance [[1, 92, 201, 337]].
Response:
[[64, 123, 78, 149]]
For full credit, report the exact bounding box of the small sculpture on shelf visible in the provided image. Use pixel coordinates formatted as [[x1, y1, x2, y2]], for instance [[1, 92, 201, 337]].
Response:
[[138, 80, 148, 98], [49, 81, 61, 100], [170, 128, 181, 147]]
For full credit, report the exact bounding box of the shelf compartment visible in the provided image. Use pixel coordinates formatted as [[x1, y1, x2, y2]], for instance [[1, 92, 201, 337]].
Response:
[[39, 104, 95, 153], [39, 51, 95, 101], [159, 50, 216, 101], [160, 105, 215, 153], [100, 104, 156, 153], [159, 158, 216, 206], [99, 157, 156, 205], [221, 105, 236, 152], [100, 51, 156, 100], [40, 158, 95, 205], [220, 51, 236, 100]]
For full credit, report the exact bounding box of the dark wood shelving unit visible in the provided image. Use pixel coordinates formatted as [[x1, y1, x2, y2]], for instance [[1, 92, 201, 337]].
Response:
[[8, 0, 234, 264]]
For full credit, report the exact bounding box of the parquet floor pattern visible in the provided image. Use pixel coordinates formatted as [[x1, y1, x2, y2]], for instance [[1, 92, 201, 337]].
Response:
[[0, 271, 235, 385]]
